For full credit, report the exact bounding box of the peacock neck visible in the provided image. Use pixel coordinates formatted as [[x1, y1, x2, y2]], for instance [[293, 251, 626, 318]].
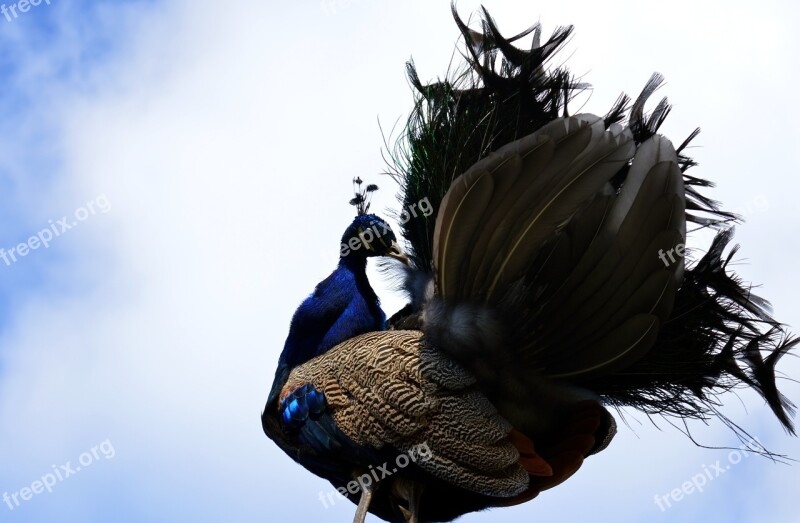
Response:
[[276, 254, 384, 373], [327, 254, 385, 342], [338, 254, 372, 293]]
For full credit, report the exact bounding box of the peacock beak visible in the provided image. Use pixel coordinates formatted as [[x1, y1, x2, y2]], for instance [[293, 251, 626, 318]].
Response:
[[387, 241, 410, 266]]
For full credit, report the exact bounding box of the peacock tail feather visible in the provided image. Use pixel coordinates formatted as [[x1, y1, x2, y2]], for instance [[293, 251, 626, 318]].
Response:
[[385, 5, 796, 444]]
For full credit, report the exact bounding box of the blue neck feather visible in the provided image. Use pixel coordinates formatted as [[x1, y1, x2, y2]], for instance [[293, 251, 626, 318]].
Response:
[[278, 254, 386, 371], [268, 213, 398, 406]]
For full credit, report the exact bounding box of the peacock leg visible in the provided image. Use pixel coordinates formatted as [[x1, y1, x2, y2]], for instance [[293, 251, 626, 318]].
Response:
[[352, 481, 375, 523], [394, 479, 424, 523]]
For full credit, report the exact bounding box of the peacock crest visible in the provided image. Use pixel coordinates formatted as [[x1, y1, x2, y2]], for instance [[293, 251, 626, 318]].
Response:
[[349, 177, 379, 216]]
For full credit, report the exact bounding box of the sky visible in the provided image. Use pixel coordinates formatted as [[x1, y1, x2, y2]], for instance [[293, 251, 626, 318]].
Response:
[[0, 0, 798, 522]]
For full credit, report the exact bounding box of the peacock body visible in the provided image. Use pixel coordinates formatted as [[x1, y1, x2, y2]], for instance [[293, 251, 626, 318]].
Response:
[[262, 6, 796, 522]]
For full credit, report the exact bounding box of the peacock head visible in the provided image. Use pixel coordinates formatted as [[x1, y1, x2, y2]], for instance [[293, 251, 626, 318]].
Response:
[[339, 214, 408, 265], [339, 177, 408, 265]]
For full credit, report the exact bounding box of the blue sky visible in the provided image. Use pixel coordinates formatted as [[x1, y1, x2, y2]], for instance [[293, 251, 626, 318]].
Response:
[[0, 1, 798, 522]]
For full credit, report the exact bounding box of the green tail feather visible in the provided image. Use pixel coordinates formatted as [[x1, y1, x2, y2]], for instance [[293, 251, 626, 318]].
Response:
[[385, 5, 581, 271]]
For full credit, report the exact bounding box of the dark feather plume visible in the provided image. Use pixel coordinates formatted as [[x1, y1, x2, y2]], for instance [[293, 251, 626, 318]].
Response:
[[582, 228, 797, 435], [386, 4, 796, 442], [385, 4, 583, 272]]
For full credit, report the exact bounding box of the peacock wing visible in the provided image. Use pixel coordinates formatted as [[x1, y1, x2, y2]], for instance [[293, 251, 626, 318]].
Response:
[[280, 330, 546, 498], [429, 120, 686, 380], [532, 135, 686, 378], [433, 114, 636, 304]]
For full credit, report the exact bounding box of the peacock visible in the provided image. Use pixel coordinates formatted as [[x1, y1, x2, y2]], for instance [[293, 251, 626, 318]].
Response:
[[262, 6, 797, 522]]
